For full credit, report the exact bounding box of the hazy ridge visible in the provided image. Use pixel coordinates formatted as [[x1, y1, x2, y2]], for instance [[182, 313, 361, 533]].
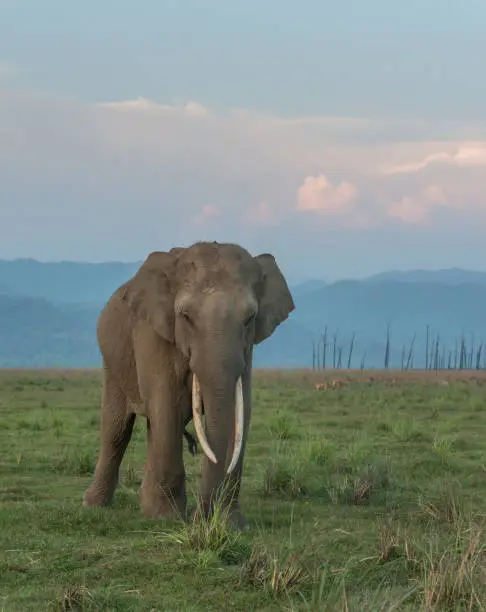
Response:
[[1, 259, 485, 368]]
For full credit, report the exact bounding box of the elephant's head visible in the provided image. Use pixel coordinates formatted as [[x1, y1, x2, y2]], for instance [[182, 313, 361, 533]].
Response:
[[121, 242, 294, 492]]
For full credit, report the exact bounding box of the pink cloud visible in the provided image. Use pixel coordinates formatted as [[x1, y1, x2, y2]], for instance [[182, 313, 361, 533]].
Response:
[[454, 144, 486, 166], [388, 197, 429, 225], [388, 185, 448, 225], [96, 97, 209, 117], [4, 86, 486, 243], [382, 143, 486, 175], [297, 174, 358, 214], [422, 185, 447, 205], [188, 204, 220, 228]]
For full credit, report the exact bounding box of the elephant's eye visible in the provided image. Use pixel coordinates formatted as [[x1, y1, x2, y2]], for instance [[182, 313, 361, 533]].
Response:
[[244, 312, 256, 327], [181, 311, 193, 325]]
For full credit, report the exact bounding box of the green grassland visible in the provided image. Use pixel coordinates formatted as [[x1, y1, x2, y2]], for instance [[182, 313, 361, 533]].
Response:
[[0, 369, 485, 611]]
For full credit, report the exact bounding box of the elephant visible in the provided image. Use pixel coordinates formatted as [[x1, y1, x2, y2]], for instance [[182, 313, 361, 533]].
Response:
[[83, 241, 295, 530]]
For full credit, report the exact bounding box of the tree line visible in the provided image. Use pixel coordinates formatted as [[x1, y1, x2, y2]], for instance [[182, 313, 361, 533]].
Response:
[[311, 323, 485, 371]]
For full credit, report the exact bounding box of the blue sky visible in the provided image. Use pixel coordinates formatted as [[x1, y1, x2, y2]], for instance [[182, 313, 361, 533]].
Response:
[[1, 0, 486, 281]]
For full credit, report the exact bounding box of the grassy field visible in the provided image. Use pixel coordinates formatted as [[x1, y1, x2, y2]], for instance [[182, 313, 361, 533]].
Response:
[[0, 369, 485, 611]]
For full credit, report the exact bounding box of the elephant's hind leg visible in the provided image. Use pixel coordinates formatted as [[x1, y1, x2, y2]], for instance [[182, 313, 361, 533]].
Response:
[[83, 365, 135, 508]]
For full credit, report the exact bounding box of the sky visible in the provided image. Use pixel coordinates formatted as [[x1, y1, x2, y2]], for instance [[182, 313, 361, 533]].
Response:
[[1, 0, 486, 282]]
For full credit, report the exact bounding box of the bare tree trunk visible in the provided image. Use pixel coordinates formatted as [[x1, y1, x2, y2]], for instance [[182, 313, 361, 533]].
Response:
[[347, 332, 355, 369]]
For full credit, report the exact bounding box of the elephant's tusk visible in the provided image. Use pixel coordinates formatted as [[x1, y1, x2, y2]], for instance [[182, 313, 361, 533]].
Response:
[[226, 376, 244, 475], [192, 374, 218, 464]]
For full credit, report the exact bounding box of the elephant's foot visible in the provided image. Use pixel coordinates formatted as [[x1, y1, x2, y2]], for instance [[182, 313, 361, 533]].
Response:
[[140, 482, 187, 521], [82, 484, 114, 508], [228, 507, 250, 532], [191, 501, 249, 532]]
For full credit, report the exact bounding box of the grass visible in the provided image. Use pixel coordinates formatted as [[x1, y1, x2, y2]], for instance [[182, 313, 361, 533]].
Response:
[[0, 368, 485, 611]]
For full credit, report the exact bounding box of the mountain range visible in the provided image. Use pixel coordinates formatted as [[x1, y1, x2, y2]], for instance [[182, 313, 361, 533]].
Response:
[[1, 259, 485, 369]]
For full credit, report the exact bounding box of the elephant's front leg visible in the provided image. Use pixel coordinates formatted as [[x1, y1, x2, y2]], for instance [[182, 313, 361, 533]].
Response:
[[140, 389, 187, 520]]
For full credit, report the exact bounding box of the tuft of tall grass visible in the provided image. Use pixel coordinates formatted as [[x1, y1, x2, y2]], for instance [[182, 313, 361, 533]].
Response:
[[269, 410, 301, 441], [157, 484, 250, 567], [240, 542, 315, 598], [51, 584, 94, 611], [262, 447, 309, 499], [417, 481, 466, 526], [417, 522, 485, 610], [326, 463, 390, 506], [51, 450, 96, 476]]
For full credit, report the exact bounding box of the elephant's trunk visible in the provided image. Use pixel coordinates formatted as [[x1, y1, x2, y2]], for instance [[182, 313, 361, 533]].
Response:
[[192, 373, 244, 474]]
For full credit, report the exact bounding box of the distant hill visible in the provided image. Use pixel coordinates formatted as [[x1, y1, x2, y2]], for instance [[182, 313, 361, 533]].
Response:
[[290, 279, 327, 301], [363, 268, 486, 286], [0, 294, 100, 367], [0, 258, 141, 305], [1, 259, 486, 368], [283, 279, 486, 369]]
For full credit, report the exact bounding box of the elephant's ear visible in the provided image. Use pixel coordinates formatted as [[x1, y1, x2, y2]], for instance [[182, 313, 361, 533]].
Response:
[[121, 251, 178, 343], [254, 253, 295, 344]]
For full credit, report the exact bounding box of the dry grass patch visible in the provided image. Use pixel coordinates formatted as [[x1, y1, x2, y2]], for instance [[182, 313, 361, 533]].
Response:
[[240, 542, 315, 598], [418, 523, 486, 610]]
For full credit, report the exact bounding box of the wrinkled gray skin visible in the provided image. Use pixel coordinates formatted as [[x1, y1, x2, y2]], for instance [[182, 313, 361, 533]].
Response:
[[83, 241, 295, 530]]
